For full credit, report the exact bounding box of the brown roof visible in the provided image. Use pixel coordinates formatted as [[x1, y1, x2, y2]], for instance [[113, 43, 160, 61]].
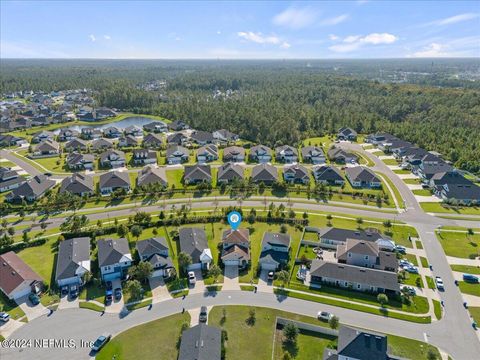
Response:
[[221, 245, 250, 262], [337, 239, 379, 260], [0, 251, 43, 295], [222, 228, 250, 245]]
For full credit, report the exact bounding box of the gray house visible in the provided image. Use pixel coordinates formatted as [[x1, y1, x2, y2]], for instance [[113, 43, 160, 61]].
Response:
[[318, 227, 394, 251], [99, 171, 131, 195], [184, 164, 212, 184], [166, 145, 189, 164], [312, 165, 345, 186], [345, 166, 382, 188], [327, 147, 358, 164], [336, 239, 398, 272], [191, 130, 214, 145], [221, 228, 250, 268], [0, 167, 26, 193], [217, 163, 244, 184], [178, 324, 221, 360], [117, 135, 138, 148], [143, 133, 164, 149], [337, 127, 357, 141], [275, 145, 298, 163], [258, 232, 291, 271], [301, 146, 326, 164], [136, 237, 174, 278], [98, 238, 132, 281], [143, 121, 168, 133], [91, 138, 114, 151], [132, 149, 157, 165], [55, 237, 91, 287], [197, 144, 218, 163], [32, 139, 60, 157], [59, 173, 94, 197], [6, 174, 55, 202], [137, 165, 168, 188], [251, 163, 278, 184], [283, 164, 309, 184], [178, 227, 213, 271], [249, 145, 272, 163], [99, 149, 126, 168], [64, 138, 88, 152], [66, 152, 94, 170], [223, 146, 245, 162]]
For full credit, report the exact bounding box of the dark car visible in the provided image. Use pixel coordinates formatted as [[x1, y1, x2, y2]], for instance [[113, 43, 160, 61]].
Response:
[[44, 172, 52, 177], [69, 285, 79, 299], [106, 281, 113, 291], [105, 290, 113, 305], [29, 293, 40, 305], [463, 274, 479, 283], [61, 286, 69, 296], [199, 306, 208, 323], [91, 334, 111, 352], [114, 288, 122, 301]]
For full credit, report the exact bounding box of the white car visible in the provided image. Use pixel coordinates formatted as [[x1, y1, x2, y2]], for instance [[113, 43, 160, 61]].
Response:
[[0, 312, 10, 323], [188, 271, 196, 285], [317, 311, 334, 321], [435, 276, 444, 290]]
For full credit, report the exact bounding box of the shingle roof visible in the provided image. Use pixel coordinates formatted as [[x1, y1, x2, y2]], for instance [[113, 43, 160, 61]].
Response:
[[217, 163, 244, 182], [137, 165, 168, 187], [336, 326, 390, 360], [262, 232, 291, 247], [143, 133, 163, 146], [0, 251, 43, 295], [313, 165, 344, 182], [8, 174, 55, 200], [59, 173, 94, 195], [166, 145, 189, 158], [318, 227, 390, 243], [97, 238, 131, 267], [222, 228, 250, 245], [136, 237, 169, 257], [249, 145, 272, 158], [191, 130, 214, 143], [66, 152, 94, 167], [55, 237, 90, 281], [301, 146, 325, 159], [223, 146, 245, 161], [346, 166, 381, 183], [284, 164, 309, 180], [178, 324, 221, 360], [184, 164, 212, 182], [99, 171, 130, 189], [179, 227, 209, 262], [251, 163, 278, 182]]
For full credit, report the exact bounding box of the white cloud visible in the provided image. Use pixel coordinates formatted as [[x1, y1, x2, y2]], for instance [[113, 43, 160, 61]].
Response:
[[103, 35, 111, 40], [272, 7, 318, 29], [280, 41, 291, 49], [429, 13, 479, 26], [410, 43, 449, 57], [89, 34, 96, 42], [329, 34, 339, 41], [408, 37, 480, 58], [361, 33, 397, 44], [237, 31, 280, 45], [329, 32, 398, 53], [320, 14, 349, 26], [217, 31, 221, 35], [344, 35, 361, 43]]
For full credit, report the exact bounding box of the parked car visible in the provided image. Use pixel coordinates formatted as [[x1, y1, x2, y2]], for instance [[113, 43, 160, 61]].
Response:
[[188, 271, 196, 285], [267, 271, 275, 281], [106, 281, 113, 291], [317, 311, 334, 321], [199, 306, 208, 323], [28, 293, 40, 305], [435, 276, 445, 291], [61, 286, 69, 296], [69, 285, 79, 299], [395, 245, 407, 254], [405, 266, 419, 274], [114, 288, 122, 301], [105, 290, 113, 305], [463, 274, 479, 283], [91, 334, 111, 352], [0, 312, 10, 323], [401, 285, 416, 296]]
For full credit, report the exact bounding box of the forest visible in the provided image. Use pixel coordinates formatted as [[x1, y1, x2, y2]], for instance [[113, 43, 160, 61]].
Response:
[[1, 59, 479, 174]]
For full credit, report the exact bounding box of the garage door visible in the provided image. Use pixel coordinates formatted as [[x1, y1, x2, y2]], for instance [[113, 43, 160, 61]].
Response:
[[223, 260, 239, 266], [103, 272, 121, 281], [187, 263, 202, 271], [260, 262, 277, 271], [151, 269, 165, 278], [12, 285, 32, 300]]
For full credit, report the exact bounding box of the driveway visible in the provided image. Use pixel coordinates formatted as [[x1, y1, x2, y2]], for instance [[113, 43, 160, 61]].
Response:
[[223, 265, 240, 291], [257, 269, 274, 293], [0, 319, 24, 339], [58, 293, 80, 310], [149, 277, 171, 303], [16, 295, 48, 321], [188, 269, 206, 295], [105, 279, 124, 314]]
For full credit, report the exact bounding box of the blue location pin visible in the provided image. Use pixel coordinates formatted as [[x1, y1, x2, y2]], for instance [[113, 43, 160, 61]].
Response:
[[227, 211, 242, 231]]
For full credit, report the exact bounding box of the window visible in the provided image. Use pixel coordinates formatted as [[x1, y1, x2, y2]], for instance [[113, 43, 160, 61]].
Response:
[[357, 284, 361, 289], [348, 252, 352, 258], [364, 255, 369, 260]]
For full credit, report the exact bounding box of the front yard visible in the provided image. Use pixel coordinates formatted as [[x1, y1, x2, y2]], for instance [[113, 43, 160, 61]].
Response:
[[421, 203, 480, 216], [436, 231, 480, 259], [458, 281, 480, 297]]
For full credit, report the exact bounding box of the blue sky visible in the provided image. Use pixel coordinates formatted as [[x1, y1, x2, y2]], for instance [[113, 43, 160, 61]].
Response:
[[1, 1, 479, 58]]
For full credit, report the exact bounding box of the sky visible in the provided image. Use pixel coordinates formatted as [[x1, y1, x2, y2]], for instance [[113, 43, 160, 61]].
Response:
[[1, 0, 479, 59]]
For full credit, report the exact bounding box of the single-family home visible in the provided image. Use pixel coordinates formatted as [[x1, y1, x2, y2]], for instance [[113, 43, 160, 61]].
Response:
[[223, 146, 245, 162], [301, 146, 326, 164], [168, 120, 189, 131], [166, 145, 190, 164], [57, 129, 80, 142], [337, 127, 357, 141], [415, 161, 453, 181], [31, 130, 55, 143], [212, 129, 239, 143], [143, 121, 168, 133], [217, 163, 244, 184], [275, 145, 298, 163], [137, 165, 168, 188], [0, 167, 26, 192], [184, 164, 212, 184], [167, 132, 187, 145], [64, 138, 88, 152], [59, 173, 95, 197], [143, 133, 164, 149], [66, 152, 95, 170], [0, 251, 44, 300], [249, 145, 272, 163], [99, 149, 126, 168], [318, 227, 394, 251], [32, 139, 60, 157], [283, 164, 309, 184], [431, 171, 480, 204], [178, 324, 221, 360], [132, 149, 157, 165], [136, 237, 174, 278], [117, 135, 138, 148], [6, 174, 56, 202], [91, 138, 114, 151], [336, 239, 398, 272], [221, 229, 250, 268], [197, 144, 218, 163], [55, 237, 91, 287], [345, 166, 382, 188], [179, 227, 213, 270], [365, 132, 395, 145], [191, 130, 214, 145], [124, 125, 143, 137], [99, 171, 131, 195], [103, 126, 122, 138], [327, 147, 358, 164], [251, 163, 278, 184], [258, 232, 291, 271], [312, 165, 345, 186], [97, 238, 132, 281], [0, 134, 25, 147], [81, 128, 102, 140]]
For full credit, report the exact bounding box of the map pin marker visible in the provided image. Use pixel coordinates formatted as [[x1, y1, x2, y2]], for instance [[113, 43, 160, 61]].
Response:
[[227, 211, 242, 231]]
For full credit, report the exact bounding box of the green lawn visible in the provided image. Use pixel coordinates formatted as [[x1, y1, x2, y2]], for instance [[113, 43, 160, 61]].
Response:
[[79, 279, 105, 303], [436, 231, 480, 259], [404, 254, 418, 267], [450, 265, 480, 275], [413, 189, 432, 196], [425, 276, 435, 290], [469, 307, 480, 323], [382, 158, 399, 165], [79, 301, 105, 312], [416, 240, 423, 249], [458, 281, 480, 296], [403, 178, 421, 184], [17, 238, 57, 286], [0, 160, 16, 167], [0, 291, 26, 320], [393, 169, 411, 174], [433, 300, 442, 320], [400, 272, 424, 288], [273, 328, 335, 360], [421, 203, 480, 215], [33, 156, 69, 173], [166, 169, 184, 188], [96, 312, 190, 360], [388, 334, 441, 360], [420, 256, 429, 268], [379, 173, 404, 209]]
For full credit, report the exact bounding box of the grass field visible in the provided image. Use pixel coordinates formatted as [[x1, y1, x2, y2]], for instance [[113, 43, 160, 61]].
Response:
[[450, 265, 480, 275], [469, 307, 480, 323], [0, 292, 26, 320], [79, 301, 105, 312], [436, 231, 480, 259], [458, 281, 480, 296], [433, 300, 442, 320], [17, 237, 57, 286], [382, 158, 399, 165], [426, 276, 435, 290], [403, 178, 421, 184], [273, 328, 335, 360], [393, 169, 412, 174], [421, 203, 480, 215], [413, 189, 432, 196]]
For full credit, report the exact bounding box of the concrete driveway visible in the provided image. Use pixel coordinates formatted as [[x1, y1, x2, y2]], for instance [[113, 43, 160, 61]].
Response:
[[0, 319, 25, 339], [105, 279, 124, 314], [149, 277, 171, 303], [16, 295, 48, 321], [223, 265, 240, 290], [257, 269, 274, 293], [188, 269, 205, 295], [58, 293, 79, 310]]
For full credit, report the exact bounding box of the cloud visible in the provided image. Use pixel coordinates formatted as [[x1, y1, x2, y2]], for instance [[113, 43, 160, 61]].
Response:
[[217, 31, 221, 35], [89, 34, 96, 42], [280, 42, 291, 49], [237, 31, 280, 45], [103, 35, 111, 40], [320, 14, 349, 26], [428, 13, 479, 26], [329, 34, 339, 41], [272, 7, 318, 29], [410, 43, 449, 57], [408, 37, 480, 58], [329, 32, 398, 53]]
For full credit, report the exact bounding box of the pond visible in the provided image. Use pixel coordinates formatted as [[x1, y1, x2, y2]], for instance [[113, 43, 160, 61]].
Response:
[[53, 116, 164, 134]]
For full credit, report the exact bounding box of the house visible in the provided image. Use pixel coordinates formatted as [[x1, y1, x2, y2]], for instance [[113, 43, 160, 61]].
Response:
[[365, 132, 395, 145], [136, 238, 174, 278], [309, 259, 400, 294], [323, 326, 399, 360], [251, 163, 278, 184], [178, 324, 221, 360], [223, 146, 245, 162], [97, 238, 132, 281], [337, 127, 357, 141], [184, 164, 212, 184], [132, 149, 157, 165], [0, 167, 26, 192], [91, 138, 114, 151], [0, 134, 25, 147], [99, 171, 131, 195], [318, 227, 394, 251], [312, 165, 345, 186], [103, 126, 122, 138], [117, 135, 138, 148], [249, 145, 272, 163], [431, 171, 480, 204], [166, 145, 190, 164], [258, 232, 291, 271], [212, 129, 239, 143], [143, 133, 163, 149], [168, 120, 189, 131], [64, 138, 88, 152], [80, 128, 102, 140], [191, 130, 214, 145], [275, 145, 298, 163], [0, 251, 44, 300], [327, 147, 358, 164], [59, 173, 95, 197], [345, 166, 382, 188], [179, 227, 213, 270], [31, 130, 54, 143], [95, 107, 117, 119], [57, 129, 80, 142], [55, 237, 91, 287], [137, 165, 168, 188], [32, 139, 60, 157], [416, 161, 453, 181], [301, 146, 326, 164], [66, 152, 95, 170], [143, 121, 168, 133], [336, 239, 398, 272], [283, 164, 309, 184], [167, 132, 187, 145], [99, 149, 126, 168], [197, 144, 218, 163], [221, 229, 250, 268], [217, 163, 244, 184], [6, 174, 55, 202], [124, 125, 143, 137]]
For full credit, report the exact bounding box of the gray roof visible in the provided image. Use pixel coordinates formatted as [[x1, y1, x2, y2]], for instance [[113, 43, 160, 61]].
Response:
[[97, 238, 131, 267], [327, 147, 358, 161], [336, 239, 398, 271], [197, 144, 218, 158], [217, 163, 244, 182], [179, 227, 208, 262], [178, 324, 221, 360], [191, 130, 214, 143], [132, 148, 157, 160], [55, 237, 90, 281], [318, 227, 390, 243], [420, 162, 453, 179], [91, 138, 113, 149], [338, 127, 357, 138], [66, 152, 94, 167], [8, 174, 55, 200], [301, 146, 325, 159], [65, 138, 88, 150], [284, 164, 309, 180], [310, 260, 400, 292], [440, 182, 480, 201], [35, 139, 59, 152], [99, 171, 130, 189], [136, 237, 169, 257], [184, 164, 212, 182], [137, 165, 168, 187], [99, 149, 126, 164], [249, 145, 272, 158], [262, 232, 291, 247], [166, 145, 189, 158], [223, 146, 245, 161], [251, 163, 278, 182], [59, 173, 94, 195], [275, 145, 298, 156], [313, 165, 344, 182], [167, 132, 187, 144], [143, 133, 163, 146], [346, 166, 381, 183]]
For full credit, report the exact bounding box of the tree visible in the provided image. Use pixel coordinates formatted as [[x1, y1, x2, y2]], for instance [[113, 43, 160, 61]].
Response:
[[283, 323, 299, 344], [276, 270, 290, 287], [7, 227, 15, 237], [125, 279, 143, 301], [247, 308, 256, 326], [377, 293, 389, 307], [178, 252, 192, 275], [60, 215, 89, 234], [280, 224, 288, 234], [328, 315, 339, 330], [208, 264, 222, 283], [82, 271, 93, 285], [117, 224, 129, 237], [427, 349, 438, 360], [22, 231, 30, 244], [383, 220, 392, 228], [40, 222, 48, 230], [302, 212, 308, 219], [135, 261, 154, 283], [130, 225, 143, 240]]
